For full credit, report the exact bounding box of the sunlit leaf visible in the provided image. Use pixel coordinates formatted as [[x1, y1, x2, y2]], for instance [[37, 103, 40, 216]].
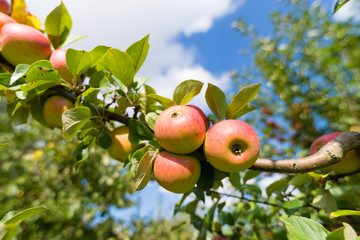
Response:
[[333, 0, 350, 15], [126, 34, 150, 74], [173, 79, 204, 105], [205, 83, 228, 120], [135, 148, 158, 191]]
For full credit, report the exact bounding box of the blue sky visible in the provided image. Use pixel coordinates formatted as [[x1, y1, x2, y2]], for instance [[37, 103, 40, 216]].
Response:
[[26, 0, 359, 222]]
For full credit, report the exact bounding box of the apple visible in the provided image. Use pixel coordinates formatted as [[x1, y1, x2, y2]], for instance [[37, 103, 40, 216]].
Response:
[[188, 104, 210, 130], [204, 119, 260, 173], [309, 132, 360, 174], [154, 105, 207, 154], [49, 49, 74, 84], [108, 126, 137, 162], [0, 23, 52, 66], [0, 0, 11, 15], [43, 95, 74, 128], [0, 12, 15, 30], [153, 151, 201, 194]]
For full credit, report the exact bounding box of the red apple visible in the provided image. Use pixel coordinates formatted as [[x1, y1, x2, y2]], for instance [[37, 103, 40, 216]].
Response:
[[49, 49, 74, 84], [309, 132, 360, 174], [43, 95, 73, 128], [154, 105, 207, 154], [188, 104, 210, 130], [153, 151, 201, 194], [108, 126, 138, 162], [0, 23, 52, 66], [0, 0, 11, 15], [204, 119, 260, 173], [0, 12, 15, 30]]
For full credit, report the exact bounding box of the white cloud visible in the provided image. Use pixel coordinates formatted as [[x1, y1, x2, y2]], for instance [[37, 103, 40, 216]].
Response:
[[27, 0, 243, 111], [332, 0, 360, 21]]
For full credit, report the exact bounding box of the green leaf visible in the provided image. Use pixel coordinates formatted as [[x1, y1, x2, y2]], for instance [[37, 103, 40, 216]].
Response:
[[1, 206, 49, 225], [343, 223, 358, 239], [0, 143, 9, 148], [326, 227, 345, 240], [66, 49, 92, 76], [74, 144, 90, 166], [26, 61, 61, 83], [290, 174, 313, 187], [147, 94, 176, 109], [62, 106, 92, 139], [45, 1, 72, 49], [135, 148, 158, 191], [173, 79, 204, 105], [229, 172, 241, 187], [144, 112, 158, 131], [89, 45, 110, 68], [281, 216, 329, 240], [60, 34, 88, 48], [205, 199, 219, 230], [10, 64, 30, 85], [243, 170, 262, 184], [7, 101, 29, 125], [205, 83, 228, 120], [333, 0, 350, 15], [126, 34, 150, 74], [103, 48, 135, 87], [132, 77, 149, 91], [196, 161, 215, 191], [173, 192, 190, 216], [128, 119, 154, 145], [266, 178, 289, 197], [330, 210, 360, 218], [283, 199, 304, 214], [236, 184, 262, 195], [312, 189, 337, 213], [225, 83, 261, 119]]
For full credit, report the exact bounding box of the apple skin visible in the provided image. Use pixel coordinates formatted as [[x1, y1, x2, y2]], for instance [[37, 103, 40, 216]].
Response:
[[43, 95, 74, 128], [188, 104, 210, 130], [108, 126, 138, 162], [0, 12, 15, 30], [0, 0, 11, 15], [0, 23, 52, 66], [49, 49, 74, 84], [153, 151, 201, 194], [204, 119, 260, 173], [309, 132, 360, 174], [154, 105, 207, 154]]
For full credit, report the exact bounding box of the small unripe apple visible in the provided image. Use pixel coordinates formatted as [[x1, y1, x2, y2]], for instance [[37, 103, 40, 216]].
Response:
[[108, 126, 137, 162], [43, 95, 74, 128], [153, 151, 201, 194], [0, 23, 52, 66], [309, 132, 360, 174], [0, 12, 15, 30], [204, 119, 260, 173], [49, 49, 74, 84], [0, 0, 11, 15], [154, 105, 207, 154], [188, 104, 210, 130]]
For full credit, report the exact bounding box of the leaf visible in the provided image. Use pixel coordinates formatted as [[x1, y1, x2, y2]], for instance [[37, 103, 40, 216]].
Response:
[[243, 170, 262, 184], [205, 83, 228, 120], [0, 143, 9, 148], [146, 94, 176, 109], [128, 119, 154, 145], [326, 227, 346, 240], [173, 80, 204, 105], [45, 1, 72, 49], [61, 35, 88, 48], [225, 83, 261, 119], [145, 112, 158, 131], [343, 223, 358, 239], [126, 34, 150, 74], [25, 63, 61, 83], [11, 0, 41, 29], [62, 106, 92, 139], [196, 161, 215, 191], [266, 178, 289, 197], [312, 189, 337, 213], [229, 172, 241, 187], [281, 216, 329, 240], [10, 64, 30, 85], [103, 48, 135, 87], [132, 77, 149, 91], [330, 210, 360, 218], [135, 149, 158, 191], [290, 174, 313, 187], [173, 192, 191, 216], [1, 206, 49, 225], [283, 199, 304, 215], [66, 49, 93, 76], [333, 0, 350, 15], [205, 199, 219, 230], [236, 184, 262, 195]]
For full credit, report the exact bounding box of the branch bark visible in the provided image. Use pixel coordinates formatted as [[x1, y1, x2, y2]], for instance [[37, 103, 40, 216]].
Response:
[[250, 131, 360, 173]]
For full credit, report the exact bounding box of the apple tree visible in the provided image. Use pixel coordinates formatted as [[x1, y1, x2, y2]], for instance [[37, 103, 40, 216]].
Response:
[[1, 0, 360, 239]]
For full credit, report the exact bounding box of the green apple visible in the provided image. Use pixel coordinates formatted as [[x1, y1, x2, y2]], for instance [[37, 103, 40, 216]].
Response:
[[154, 105, 207, 154], [0, 23, 52, 66], [43, 95, 74, 128], [49, 49, 74, 84], [309, 132, 360, 174], [108, 126, 137, 162], [153, 151, 201, 194], [204, 119, 260, 173]]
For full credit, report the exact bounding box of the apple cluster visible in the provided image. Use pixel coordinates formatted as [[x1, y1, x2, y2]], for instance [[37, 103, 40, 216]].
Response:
[[0, 8, 75, 128], [152, 105, 260, 194]]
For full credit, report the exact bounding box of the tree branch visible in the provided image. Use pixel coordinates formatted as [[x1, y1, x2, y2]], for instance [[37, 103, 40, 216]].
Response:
[[251, 131, 360, 173]]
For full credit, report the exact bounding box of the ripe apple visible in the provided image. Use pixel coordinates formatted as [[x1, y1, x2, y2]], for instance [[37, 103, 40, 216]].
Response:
[[49, 49, 74, 84], [153, 151, 201, 194], [204, 119, 260, 173], [188, 104, 210, 130], [108, 126, 138, 162], [0, 12, 15, 30], [43, 95, 74, 128], [154, 105, 207, 154], [0, 23, 52, 66], [309, 132, 360, 174], [0, 0, 11, 15]]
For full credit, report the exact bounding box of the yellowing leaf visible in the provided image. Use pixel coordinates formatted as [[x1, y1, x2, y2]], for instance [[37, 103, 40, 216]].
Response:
[[11, 0, 42, 30]]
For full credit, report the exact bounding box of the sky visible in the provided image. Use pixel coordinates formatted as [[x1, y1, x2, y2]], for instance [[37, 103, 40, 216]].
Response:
[[25, 0, 359, 222]]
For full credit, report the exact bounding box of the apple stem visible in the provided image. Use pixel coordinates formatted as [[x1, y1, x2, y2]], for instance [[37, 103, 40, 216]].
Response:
[[232, 144, 243, 156], [171, 112, 181, 118]]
